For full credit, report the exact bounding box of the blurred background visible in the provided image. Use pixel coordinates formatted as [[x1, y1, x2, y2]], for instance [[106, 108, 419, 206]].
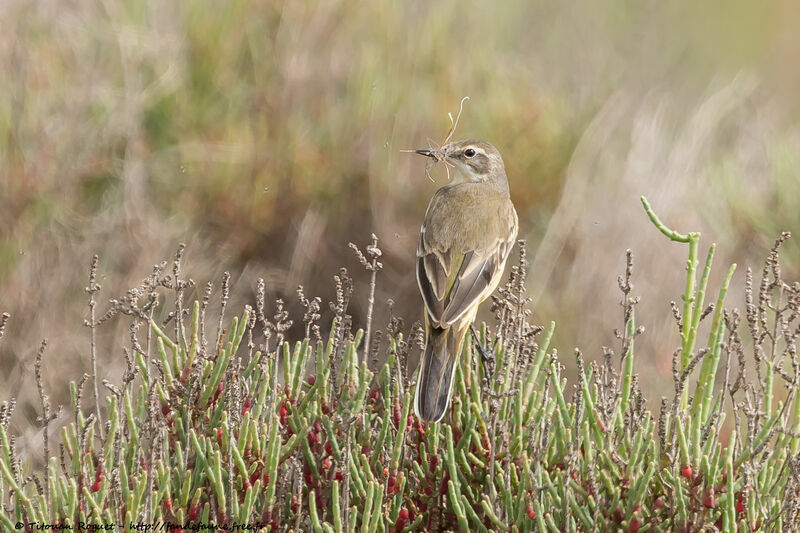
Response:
[[2, 0, 800, 444]]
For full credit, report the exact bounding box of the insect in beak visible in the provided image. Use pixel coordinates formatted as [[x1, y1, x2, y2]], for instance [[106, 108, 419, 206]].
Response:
[[401, 96, 469, 183]]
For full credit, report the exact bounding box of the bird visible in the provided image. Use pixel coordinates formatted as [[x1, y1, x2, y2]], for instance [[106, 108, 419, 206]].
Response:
[[412, 140, 518, 422]]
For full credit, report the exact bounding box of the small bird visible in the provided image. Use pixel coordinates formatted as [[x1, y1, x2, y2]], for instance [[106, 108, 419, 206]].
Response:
[[412, 140, 518, 422]]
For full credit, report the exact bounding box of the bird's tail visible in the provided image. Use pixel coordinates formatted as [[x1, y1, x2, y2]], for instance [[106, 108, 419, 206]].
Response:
[[414, 323, 468, 422]]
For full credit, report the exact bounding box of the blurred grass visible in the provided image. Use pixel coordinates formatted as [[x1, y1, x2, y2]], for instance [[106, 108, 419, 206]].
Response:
[[2, 0, 800, 429]]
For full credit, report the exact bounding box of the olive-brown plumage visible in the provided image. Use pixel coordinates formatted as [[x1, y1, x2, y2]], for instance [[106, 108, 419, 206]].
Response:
[[413, 140, 518, 422]]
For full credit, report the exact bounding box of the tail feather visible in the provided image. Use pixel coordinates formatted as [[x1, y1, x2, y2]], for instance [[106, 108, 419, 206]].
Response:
[[414, 324, 468, 422]]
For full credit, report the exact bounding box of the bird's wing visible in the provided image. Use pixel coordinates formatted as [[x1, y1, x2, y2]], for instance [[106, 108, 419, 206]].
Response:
[[440, 237, 512, 325], [416, 236, 448, 325], [417, 217, 517, 328]]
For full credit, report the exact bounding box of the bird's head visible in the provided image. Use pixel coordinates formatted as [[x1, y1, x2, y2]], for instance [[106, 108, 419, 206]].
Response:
[[415, 140, 507, 189]]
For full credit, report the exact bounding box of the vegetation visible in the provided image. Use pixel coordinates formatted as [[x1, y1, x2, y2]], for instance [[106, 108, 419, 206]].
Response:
[[1, 199, 799, 532]]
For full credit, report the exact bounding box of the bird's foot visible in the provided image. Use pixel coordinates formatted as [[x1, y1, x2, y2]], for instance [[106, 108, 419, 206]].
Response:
[[469, 324, 496, 379]]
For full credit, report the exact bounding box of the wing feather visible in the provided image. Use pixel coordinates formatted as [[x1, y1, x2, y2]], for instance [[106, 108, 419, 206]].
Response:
[[417, 256, 444, 324], [442, 251, 497, 325], [423, 253, 447, 300]]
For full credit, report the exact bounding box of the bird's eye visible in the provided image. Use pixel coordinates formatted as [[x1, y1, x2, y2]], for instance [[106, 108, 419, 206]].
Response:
[[464, 148, 476, 158]]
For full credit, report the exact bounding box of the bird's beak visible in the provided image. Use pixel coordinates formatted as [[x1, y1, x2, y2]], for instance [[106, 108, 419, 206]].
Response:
[[414, 148, 436, 158]]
